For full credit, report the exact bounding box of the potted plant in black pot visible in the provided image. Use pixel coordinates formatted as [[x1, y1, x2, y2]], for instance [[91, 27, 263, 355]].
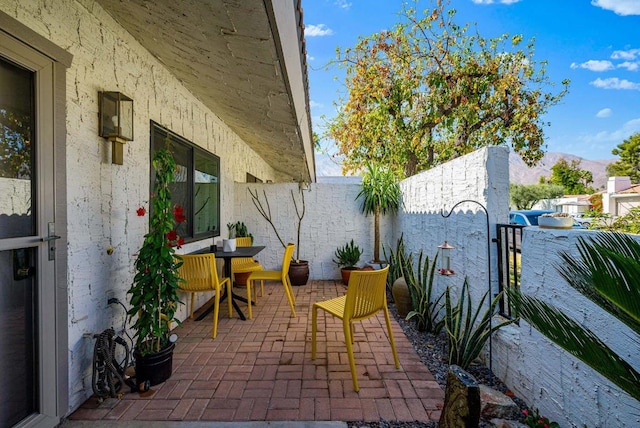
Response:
[[333, 239, 363, 285], [128, 149, 184, 386]]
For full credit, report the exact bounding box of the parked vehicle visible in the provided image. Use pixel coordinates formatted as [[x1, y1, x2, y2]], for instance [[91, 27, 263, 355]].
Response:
[[509, 210, 555, 226]]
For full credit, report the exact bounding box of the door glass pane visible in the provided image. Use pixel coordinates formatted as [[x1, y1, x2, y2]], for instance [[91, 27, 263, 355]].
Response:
[[0, 248, 37, 426], [0, 57, 35, 239], [194, 151, 219, 235]]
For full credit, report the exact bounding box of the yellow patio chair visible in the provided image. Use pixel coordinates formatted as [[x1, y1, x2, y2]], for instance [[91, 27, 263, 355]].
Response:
[[177, 253, 231, 339], [246, 243, 297, 320], [311, 265, 399, 392], [232, 236, 264, 299]]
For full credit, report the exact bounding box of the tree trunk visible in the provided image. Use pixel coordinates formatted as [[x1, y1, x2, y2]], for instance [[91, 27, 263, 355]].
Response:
[[374, 206, 381, 262]]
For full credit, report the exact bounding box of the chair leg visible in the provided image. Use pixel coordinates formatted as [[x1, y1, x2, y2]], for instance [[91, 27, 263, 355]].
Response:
[[343, 318, 359, 392], [212, 288, 220, 339], [383, 306, 400, 369], [282, 277, 296, 318], [246, 279, 253, 320], [226, 280, 233, 318], [311, 304, 318, 360], [190, 293, 195, 319]]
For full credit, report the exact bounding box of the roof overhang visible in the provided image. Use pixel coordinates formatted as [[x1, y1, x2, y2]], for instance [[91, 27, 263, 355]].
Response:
[[96, 0, 315, 182]]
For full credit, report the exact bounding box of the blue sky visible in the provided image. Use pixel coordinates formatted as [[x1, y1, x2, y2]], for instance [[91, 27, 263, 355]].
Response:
[[304, 0, 640, 166]]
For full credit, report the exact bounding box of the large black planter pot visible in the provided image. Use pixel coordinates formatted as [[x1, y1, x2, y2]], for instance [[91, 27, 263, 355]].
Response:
[[289, 260, 309, 286], [134, 342, 175, 386]]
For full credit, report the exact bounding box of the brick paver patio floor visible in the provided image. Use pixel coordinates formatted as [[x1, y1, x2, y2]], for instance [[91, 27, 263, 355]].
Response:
[[69, 280, 444, 423]]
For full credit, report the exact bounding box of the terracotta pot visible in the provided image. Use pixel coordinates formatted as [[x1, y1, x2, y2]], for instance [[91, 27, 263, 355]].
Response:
[[289, 260, 309, 286], [234, 271, 252, 286], [340, 267, 359, 285], [391, 276, 412, 318]]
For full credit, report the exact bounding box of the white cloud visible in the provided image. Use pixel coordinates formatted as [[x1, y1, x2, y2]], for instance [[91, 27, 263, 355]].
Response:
[[618, 61, 639, 71], [579, 117, 640, 145], [334, 0, 352, 9], [596, 108, 612, 118], [570, 60, 614, 72], [472, 0, 521, 4], [611, 48, 640, 60], [309, 100, 324, 109], [591, 0, 640, 15], [590, 77, 640, 90], [305, 24, 333, 37]]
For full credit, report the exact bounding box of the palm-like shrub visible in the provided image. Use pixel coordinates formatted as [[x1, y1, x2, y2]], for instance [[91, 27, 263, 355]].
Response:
[[357, 163, 401, 262], [508, 232, 640, 401]]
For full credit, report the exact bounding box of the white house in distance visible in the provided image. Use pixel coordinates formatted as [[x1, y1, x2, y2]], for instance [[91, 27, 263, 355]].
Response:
[[603, 176, 640, 216], [534, 176, 639, 217], [0, 1, 313, 426]]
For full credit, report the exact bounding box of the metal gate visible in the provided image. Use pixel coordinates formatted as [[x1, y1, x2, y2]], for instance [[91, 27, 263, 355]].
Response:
[[495, 223, 525, 318]]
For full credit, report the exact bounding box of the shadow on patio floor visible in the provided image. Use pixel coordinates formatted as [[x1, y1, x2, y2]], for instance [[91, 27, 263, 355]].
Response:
[[67, 280, 444, 424]]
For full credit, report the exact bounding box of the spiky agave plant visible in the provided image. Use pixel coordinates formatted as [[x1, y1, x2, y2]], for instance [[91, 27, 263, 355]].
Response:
[[508, 232, 640, 401]]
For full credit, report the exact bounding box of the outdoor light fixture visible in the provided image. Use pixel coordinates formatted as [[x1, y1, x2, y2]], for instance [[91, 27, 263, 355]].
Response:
[[437, 240, 455, 276], [99, 91, 134, 165]]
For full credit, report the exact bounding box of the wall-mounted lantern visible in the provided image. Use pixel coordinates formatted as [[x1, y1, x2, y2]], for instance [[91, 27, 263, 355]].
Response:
[[99, 91, 133, 165], [437, 240, 455, 276]]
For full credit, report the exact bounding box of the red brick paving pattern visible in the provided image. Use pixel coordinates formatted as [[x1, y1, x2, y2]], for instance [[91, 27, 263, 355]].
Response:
[[69, 280, 444, 423]]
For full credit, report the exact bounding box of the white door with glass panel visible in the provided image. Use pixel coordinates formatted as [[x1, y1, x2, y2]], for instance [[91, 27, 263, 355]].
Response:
[[1, 32, 60, 427]]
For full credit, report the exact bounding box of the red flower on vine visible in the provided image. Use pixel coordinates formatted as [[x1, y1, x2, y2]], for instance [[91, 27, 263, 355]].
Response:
[[166, 230, 178, 241], [136, 207, 146, 216], [173, 205, 186, 223]]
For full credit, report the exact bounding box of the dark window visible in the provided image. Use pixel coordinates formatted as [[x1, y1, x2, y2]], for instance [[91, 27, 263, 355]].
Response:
[[246, 172, 262, 183], [151, 122, 220, 240]]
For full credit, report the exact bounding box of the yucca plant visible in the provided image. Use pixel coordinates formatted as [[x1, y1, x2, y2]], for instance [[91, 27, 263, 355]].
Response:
[[405, 251, 446, 333], [508, 232, 640, 401], [444, 278, 516, 369], [383, 234, 412, 292]]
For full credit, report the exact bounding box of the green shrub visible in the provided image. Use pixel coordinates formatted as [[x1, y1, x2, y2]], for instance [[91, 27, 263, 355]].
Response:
[[333, 239, 363, 268], [444, 278, 516, 369]]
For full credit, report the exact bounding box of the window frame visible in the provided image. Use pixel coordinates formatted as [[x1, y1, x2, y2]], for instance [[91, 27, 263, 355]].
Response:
[[150, 121, 220, 241]]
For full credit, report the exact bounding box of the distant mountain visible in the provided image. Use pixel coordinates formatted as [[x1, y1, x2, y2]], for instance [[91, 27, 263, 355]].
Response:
[[509, 151, 616, 191], [315, 150, 616, 191]]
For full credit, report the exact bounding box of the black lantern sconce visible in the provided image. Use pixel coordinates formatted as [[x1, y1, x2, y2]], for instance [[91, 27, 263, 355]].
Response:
[[99, 91, 133, 165], [437, 240, 455, 276]]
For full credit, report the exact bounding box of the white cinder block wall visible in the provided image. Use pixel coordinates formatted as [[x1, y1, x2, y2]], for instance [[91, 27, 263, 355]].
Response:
[[1, 0, 278, 411], [492, 228, 640, 427]]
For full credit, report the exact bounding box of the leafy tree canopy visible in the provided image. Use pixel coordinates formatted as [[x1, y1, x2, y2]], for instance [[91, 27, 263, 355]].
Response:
[[542, 158, 595, 195], [607, 132, 640, 184], [510, 183, 564, 210], [326, 0, 569, 178]]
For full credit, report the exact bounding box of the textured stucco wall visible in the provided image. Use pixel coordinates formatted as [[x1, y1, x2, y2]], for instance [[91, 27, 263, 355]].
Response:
[[233, 182, 390, 280], [492, 228, 640, 427], [395, 146, 510, 311], [0, 0, 279, 411]]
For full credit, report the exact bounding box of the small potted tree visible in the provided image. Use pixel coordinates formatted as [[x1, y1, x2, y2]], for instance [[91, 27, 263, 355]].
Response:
[[333, 239, 363, 285], [128, 149, 185, 386]]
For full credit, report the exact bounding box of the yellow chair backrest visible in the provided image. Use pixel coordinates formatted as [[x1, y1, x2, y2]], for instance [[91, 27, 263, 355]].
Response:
[[178, 254, 220, 292], [236, 237, 252, 247], [344, 266, 389, 321], [281, 243, 296, 281]]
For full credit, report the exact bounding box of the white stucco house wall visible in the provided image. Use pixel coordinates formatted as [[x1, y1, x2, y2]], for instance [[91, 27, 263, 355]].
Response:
[[603, 176, 640, 216], [0, 1, 314, 426]]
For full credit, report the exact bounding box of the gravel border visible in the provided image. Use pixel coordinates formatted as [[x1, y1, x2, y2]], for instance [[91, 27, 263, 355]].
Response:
[[347, 294, 528, 428]]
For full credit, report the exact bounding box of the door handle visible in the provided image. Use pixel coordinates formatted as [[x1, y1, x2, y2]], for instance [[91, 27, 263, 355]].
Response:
[[42, 223, 62, 260], [41, 235, 62, 242]]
